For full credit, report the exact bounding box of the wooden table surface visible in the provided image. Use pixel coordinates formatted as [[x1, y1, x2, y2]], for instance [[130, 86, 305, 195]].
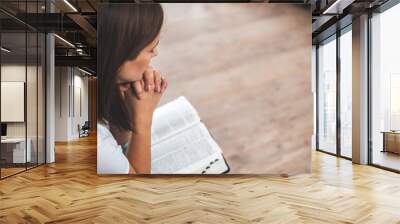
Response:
[[152, 3, 312, 174]]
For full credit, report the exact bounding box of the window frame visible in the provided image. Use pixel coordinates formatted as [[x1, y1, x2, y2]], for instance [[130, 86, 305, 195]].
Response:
[[367, 0, 400, 173], [315, 23, 353, 160]]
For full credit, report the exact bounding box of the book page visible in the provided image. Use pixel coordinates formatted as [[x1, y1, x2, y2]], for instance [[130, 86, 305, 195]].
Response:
[[176, 152, 228, 174], [151, 96, 200, 145], [151, 122, 225, 174]]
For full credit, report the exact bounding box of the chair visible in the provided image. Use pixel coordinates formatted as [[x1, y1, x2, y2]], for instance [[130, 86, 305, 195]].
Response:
[[78, 121, 90, 138]]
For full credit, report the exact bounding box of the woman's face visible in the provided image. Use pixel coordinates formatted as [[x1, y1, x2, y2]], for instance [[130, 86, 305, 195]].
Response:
[[116, 33, 160, 91]]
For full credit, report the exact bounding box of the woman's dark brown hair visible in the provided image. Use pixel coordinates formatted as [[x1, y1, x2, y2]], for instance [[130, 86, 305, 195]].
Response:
[[98, 3, 164, 131]]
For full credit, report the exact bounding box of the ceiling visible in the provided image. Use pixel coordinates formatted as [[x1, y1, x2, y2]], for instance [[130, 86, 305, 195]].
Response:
[[1, 0, 98, 73], [1, 0, 394, 73], [311, 0, 390, 44]]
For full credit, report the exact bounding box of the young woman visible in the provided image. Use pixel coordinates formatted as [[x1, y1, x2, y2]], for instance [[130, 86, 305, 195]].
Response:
[[97, 4, 167, 174]]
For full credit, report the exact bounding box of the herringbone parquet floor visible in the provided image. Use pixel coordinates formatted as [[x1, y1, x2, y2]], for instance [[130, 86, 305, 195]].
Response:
[[1, 134, 400, 223]]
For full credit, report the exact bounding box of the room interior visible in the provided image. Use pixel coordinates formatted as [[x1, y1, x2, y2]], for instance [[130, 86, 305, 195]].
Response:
[[0, 29, 46, 178], [370, 7, 400, 170], [0, 0, 96, 179], [313, 0, 400, 172]]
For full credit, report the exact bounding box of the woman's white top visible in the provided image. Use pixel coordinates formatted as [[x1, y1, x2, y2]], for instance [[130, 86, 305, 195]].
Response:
[[97, 122, 130, 174]]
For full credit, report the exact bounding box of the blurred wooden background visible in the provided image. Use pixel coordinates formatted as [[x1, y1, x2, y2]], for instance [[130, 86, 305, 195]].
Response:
[[153, 3, 312, 174]]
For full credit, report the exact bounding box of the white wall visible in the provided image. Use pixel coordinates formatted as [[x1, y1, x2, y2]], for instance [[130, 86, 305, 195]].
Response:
[[1, 65, 27, 141], [72, 73, 89, 138], [55, 66, 69, 141], [1, 82, 25, 122], [1, 65, 41, 137], [54, 67, 89, 141], [1, 65, 26, 133]]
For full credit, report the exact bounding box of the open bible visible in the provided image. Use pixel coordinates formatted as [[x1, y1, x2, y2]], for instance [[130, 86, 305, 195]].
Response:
[[150, 96, 229, 174]]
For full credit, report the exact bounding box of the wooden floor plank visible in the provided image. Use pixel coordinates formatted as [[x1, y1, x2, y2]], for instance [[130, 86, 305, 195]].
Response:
[[0, 135, 399, 223]]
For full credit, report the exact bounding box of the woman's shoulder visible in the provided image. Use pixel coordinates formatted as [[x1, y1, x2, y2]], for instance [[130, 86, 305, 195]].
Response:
[[97, 122, 120, 149], [97, 122, 130, 174], [97, 122, 112, 139]]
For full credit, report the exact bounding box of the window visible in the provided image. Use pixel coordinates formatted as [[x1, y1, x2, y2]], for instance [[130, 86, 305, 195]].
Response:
[[339, 27, 352, 158], [316, 25, 353, 159], [317, 35, 337, 154], [0, 1, 47, 179], [370, 2, 400, 171]]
